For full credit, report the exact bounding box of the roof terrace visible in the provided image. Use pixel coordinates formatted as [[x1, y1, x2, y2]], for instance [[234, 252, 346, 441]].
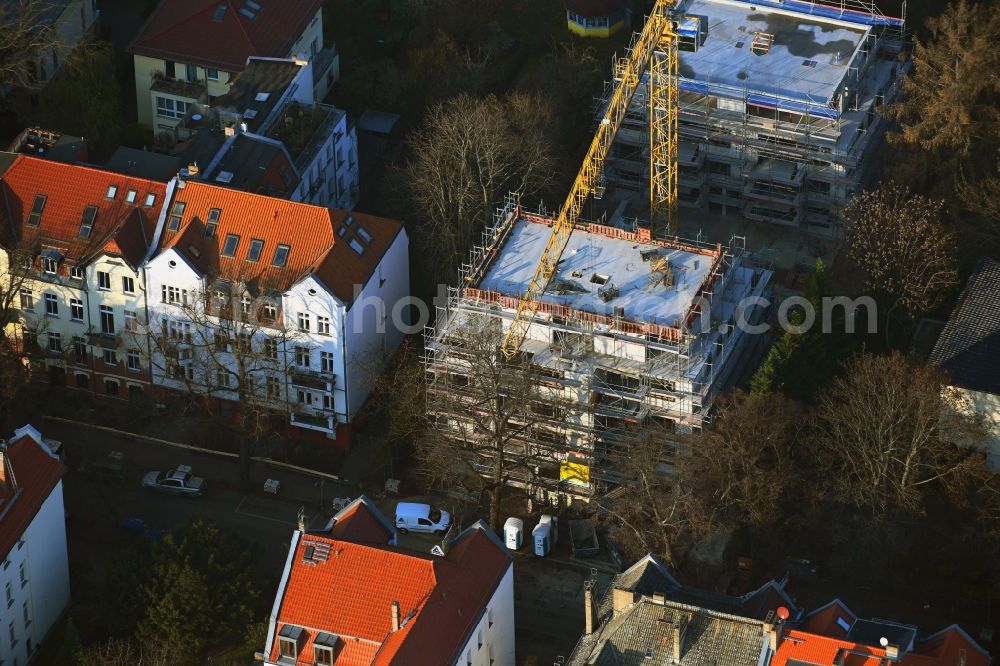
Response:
[[266, 101, 343, 170]]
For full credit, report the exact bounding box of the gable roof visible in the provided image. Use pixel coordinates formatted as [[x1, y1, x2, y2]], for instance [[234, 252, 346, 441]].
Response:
[[802, 598, 856, 638], [0, 155, 167, 268], [0, 426, 65, 560], [128, 0, 322, 72], [323, 495, 395, 545], [773, 629, 887, 666], [268, 521, 510, 665], [928, 258, 1000, 395], [161, 180, 403, 302], [901, 625, 991, 666]]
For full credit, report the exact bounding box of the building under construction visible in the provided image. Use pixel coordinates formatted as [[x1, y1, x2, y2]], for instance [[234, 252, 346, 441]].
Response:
[[604, 0, 907, 237], [424, 200, 772, 503]]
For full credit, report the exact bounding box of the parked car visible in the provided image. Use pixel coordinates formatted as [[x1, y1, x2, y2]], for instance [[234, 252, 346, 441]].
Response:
[[142, 465, 206, 497], [395, 502, 451, 534]]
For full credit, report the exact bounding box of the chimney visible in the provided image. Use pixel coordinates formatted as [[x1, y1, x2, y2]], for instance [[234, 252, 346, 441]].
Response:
[[391, 600, 401, 632], [584, 583, 595, 635], [884, 644, 899, 661], [671, 621, 682, 664], [187, 162, 200, 176], [766, 607, 790, 652], [297, 507, 306, 532], [611, 587, 637, 612]]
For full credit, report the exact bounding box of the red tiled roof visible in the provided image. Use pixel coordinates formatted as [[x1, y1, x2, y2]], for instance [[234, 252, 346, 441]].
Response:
[[128, 0, 323, 72], [773, 630, 886, 666], [327, 500, 394, 545], [270, 524, 510, 665], [163, 181, 403, 301], [0, 155, 166, 268], [901, 626, 991, 666], [0, 432, 65, 560]]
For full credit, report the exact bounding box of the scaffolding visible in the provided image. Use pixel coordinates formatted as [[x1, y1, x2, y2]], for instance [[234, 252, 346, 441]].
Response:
[[424, 199, 772, 503], [599, 0, 908, 239]]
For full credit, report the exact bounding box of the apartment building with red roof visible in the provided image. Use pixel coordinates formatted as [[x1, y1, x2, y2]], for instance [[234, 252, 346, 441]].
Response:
[[261, 497, 515, 666], [0, 154, 169, 400], [0, 424, 70, 664], [128, 0, 338, 131], [144, 179, 409, 443]]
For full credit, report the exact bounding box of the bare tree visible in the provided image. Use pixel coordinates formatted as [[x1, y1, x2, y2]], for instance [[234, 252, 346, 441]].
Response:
[[144, 281, 303, 484], [74, 639, 174, 666], [844, 182, 958, 339], [0, 240, 49, 426], [0, 0, 67, 90], [813, 352, 985, 516], [404, 92, 556, 284], [422, 314, 549, 531]]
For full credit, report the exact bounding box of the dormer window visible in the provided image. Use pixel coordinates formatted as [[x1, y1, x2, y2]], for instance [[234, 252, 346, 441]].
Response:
[[277, 624, 305, 662], [26, 195, 46, 226], [272, 244, 289, 267], [260, 302, 277, 323], [313, 632, 338, 666], [221, 233, 240, 258], [204, 208, 221, 237], [106, 185, 118, 199], [79, 205, 98, 238], [167, 201, 186, 231], [70, 266, 84, 280], [125, 189, 137, 204], [42, 257, 58, 274]]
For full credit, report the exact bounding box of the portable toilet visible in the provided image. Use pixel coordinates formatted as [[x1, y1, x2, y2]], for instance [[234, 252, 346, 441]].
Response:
[[532, 520, 551, 556], [504, 517, 524, 551], [540, 514, 558, 545]]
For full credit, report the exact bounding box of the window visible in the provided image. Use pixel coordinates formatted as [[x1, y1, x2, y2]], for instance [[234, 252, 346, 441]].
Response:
[[19, 290, 33, 310], [144, 192, 156, 207], [278, 637, 297, 660], [70, 298, 84, 321], [266, 376, 281, 398], [155, 96, 189, 120], [22, 601, 29, 627], [167, 201, 186, 231], [349, 238, 365, 255], [236, 332, 251, 353], [42, 256, 58, 274], [106, 185, 118, 199], [44, 293, 58, 316], [207, 68, 219, 81], [79, 205, 98, 238], [5, 582, 11, 607], [356, 226, 373, 244], [73, 337, 87, 362], [167, 320, 192, 343], [103, 349, 117, 366], [8, 620, 14, 646], [321, 351, 334, 373], [22, 331, 37, 352], [315, 645, 334, 666], [26, 194, 46, 226], [247, 238, 264, 262], [161, 285, 187, 305], [488, 607, 494, 627], [264, 338, 278, 360], [204, 208, 221, 237], [240, 295, 251, 316], [127, 349, 141, 371], [124, 310, 138, 331], [100, 306, 115, 334], [322, 394, 333, 410], [70, 265, 84, 279], [105, 379, 119, 395], [48, 332, 61, 352], [295, 347, 310, 367], [185, 63, 198, 81], [216, 368, 231, 388], [125, 189, 137, 204], [317, 316, 330, 335], [121, 275, 135, 294], [260, 302, 277, 323], [221, 233, 240, 257], [297, 312, 310, 332], [297, 389, 313, 405], [97, 271, 111, 290], [271, 244, 290, 267]]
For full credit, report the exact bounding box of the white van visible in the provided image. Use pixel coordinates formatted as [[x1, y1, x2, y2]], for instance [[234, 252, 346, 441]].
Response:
[[395, 502, 451, 535]]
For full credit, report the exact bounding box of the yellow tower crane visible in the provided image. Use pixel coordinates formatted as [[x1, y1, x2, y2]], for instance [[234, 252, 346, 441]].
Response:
[[500, 0, 679, 360]]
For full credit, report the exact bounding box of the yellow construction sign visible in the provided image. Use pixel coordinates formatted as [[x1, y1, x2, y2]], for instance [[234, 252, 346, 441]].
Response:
[[560, 460, 591, 486]]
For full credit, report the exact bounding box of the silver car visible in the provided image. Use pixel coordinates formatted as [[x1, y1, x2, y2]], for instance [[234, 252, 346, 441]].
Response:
[[142, 465, 207, 497]]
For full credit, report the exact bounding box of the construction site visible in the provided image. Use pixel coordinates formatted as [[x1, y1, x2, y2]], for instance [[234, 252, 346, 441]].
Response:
[[603, 0, 908, 239], [423, 0, 905, 503]]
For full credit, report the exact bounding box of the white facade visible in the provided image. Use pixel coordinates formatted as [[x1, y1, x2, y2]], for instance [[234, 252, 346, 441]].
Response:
[[945, 386, 1000, 473], [454, 564, 515, 666]]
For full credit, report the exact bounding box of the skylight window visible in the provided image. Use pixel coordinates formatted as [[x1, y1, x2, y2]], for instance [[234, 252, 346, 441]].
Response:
[[79, 205, 98, 238], [272, 244, 290, 267], [106, 185, 118, 199], [254, 92, 270, 102], [337, 226, 347, 237], [145, 193, 156, 207], [216, 171, 234, 183], [212, 4, 227, 21], [26, 195, 46, 226], [345, 215, 354, 227], [125, 189, 137, 204], [349, 238, 365, 255], [247, 238, 264, 262], [238, 6, 256, 19], [221, 233, 240, 258], [355, 226, 373, 244], [168, 201, 186, 231], [204, 208, 221, 237]]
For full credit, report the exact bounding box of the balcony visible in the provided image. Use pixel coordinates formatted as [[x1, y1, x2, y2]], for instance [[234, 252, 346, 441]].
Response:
[[150, 71, 207, 102], [87, 331, 120, 349], [311, 43, 340, 97], [290, 367, 334, 390], [291, 411, 333, 431]]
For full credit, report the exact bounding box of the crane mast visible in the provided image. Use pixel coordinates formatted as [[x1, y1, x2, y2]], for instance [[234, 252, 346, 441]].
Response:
[[500, 0, 679, 360]]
